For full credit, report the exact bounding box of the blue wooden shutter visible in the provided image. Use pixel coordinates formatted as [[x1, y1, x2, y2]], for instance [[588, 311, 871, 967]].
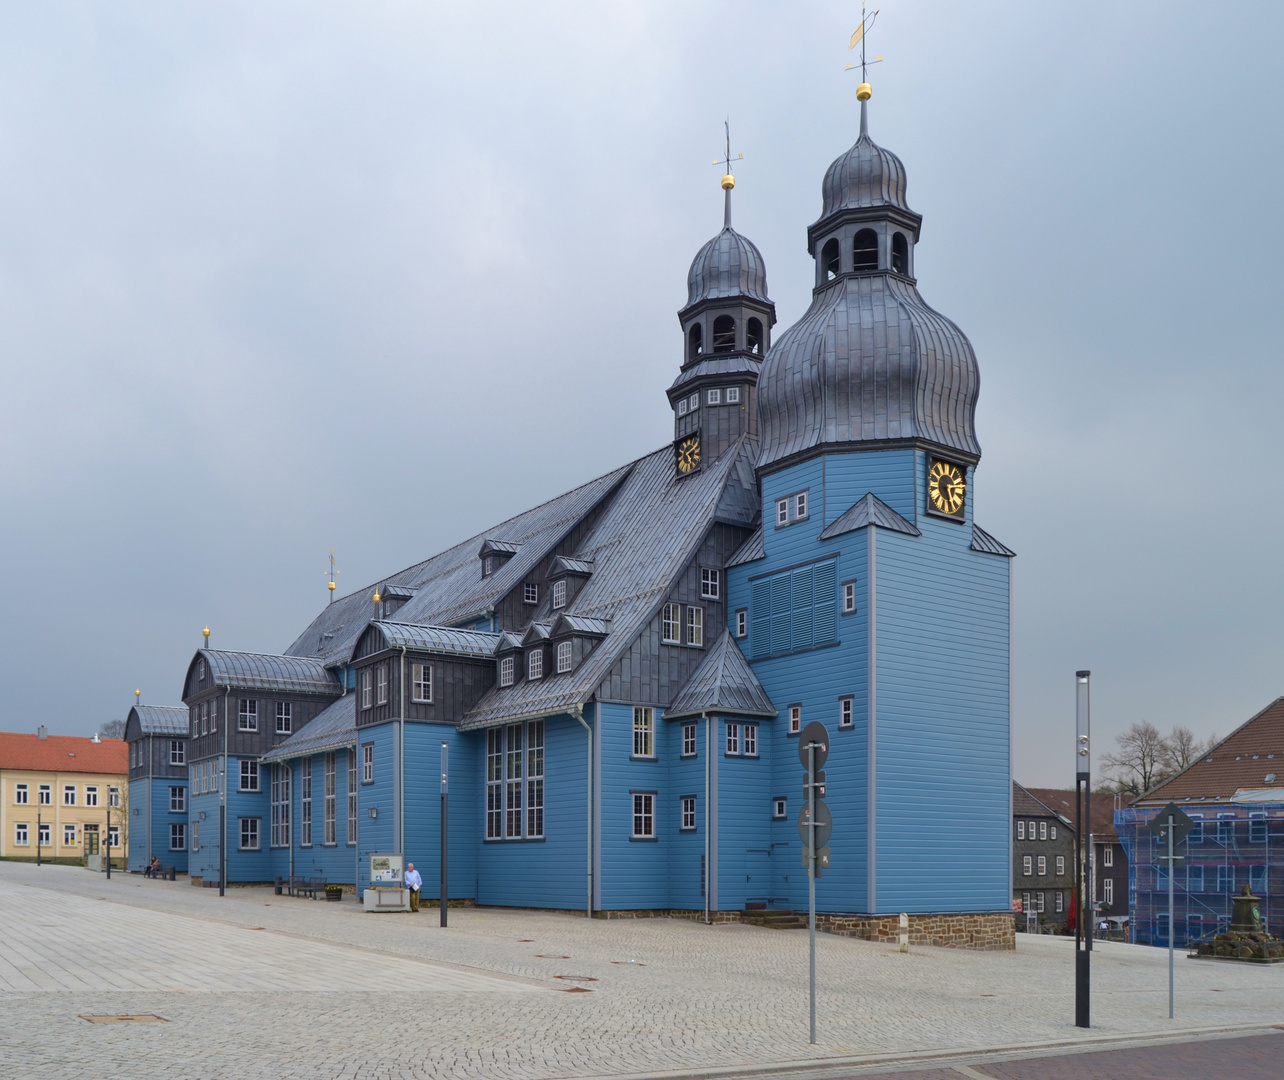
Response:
[[791, 567, 813, 652], [812, 560, 837, 645], [750, 580, 771, 659], [770, 576, 792, 656]]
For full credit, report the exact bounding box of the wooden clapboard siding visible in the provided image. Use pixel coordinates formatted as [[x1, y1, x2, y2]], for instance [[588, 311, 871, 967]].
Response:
[[354, 723, 397, 891], [400, 723, 477, 901]]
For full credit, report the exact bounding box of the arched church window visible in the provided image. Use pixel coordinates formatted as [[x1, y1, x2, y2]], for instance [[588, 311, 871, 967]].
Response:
[[821, 238, 840, 281], [688, 323, 703, 360], [891, 232, 909, 275], [712, 315, 736, 353], [746, 318, 764, 355], [853, 229, 878, 271]]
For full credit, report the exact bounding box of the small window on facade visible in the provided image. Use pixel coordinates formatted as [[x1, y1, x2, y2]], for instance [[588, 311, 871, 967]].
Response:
[[1037, 892, 1046, 913], [552, 579, 567, 609], [39, 784, 51, 805], [744, 724, 758, 756], [362, 743, 373, 784], [482, 554, 495, 577], [726, 722, 740, 755], [238, 699, 258, 731], [1017, 820, 1025, 840], [1103, 845, 1113, 867], [688, 393, 699, 411], [1028, 820, 1036, 838], [794, 491, 808, 519], [527, 650, 543, 680], [360, 669, 372, 709], [853, 228, 878, 271], [773, 797, 787, 819], [633, 707, 655, 758], [822, 238, 840, 280], [556, 640, 573, 673], [240, 817, 260, 851], [776, 499, 789, 526], [680, 795, 697, 831], [688, 323, 703, 360], [523, 582, 538, 605], [276, 702, 292, 734], [1104, 878, 1115, 905], [678, 397, 688, 416], [701, 568, 720, 599], [707, 388, 721, 406], [789, 705, 801, 734], [170, 740, 185, 765], [682, 722, 697, 757], [1055, 891, 1064, 914], [661, 603, 681, 643], [376, 664, 388, 706], [726, 385, 741, 403], [1039, 821, 1047, 840], [170, 821, 187, 851], [1037, 855, 1047, 875], [14, 783, 27, 805], [85, 786, 98, 807], [632, 793, 655, 838], [412, 663, 432, 703], [63, 785, 76, 806], [1023, 855, 1032, 876], [1050, 825, 1057, 839], [1056, 855, 1066, 875], [499, 655, 515, 687], [686, 606, 704, 647], [198, 659, 205, 681], [240, 760, 260, 792], [839, 697, 853, 728], [14, 823, 27, 846], [712, 315, 735, 353], [735, 609, 747, 637], [746, 319, 763, 355], [891, 232, 909, 275], [842, 581, 856, 613], [63, 823, 76, 846]]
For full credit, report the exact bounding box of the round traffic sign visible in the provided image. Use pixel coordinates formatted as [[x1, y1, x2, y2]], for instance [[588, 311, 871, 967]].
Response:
[[797, 798, 833, 848], [798, 721, 830, 769]]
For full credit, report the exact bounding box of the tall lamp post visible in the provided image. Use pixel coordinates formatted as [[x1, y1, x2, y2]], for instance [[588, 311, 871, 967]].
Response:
[[440, 742, 449, 929], [105, 802, 112, 879], [1074, 670, 1091, 1029]]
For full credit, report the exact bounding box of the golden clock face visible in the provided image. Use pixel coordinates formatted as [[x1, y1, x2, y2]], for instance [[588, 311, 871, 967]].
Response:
[[927, 459, 966, 517], [676, 435, 701, 474]]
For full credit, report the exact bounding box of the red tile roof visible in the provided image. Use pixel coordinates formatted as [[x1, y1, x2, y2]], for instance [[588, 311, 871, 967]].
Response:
[[1022, 786, 1122, 842], [1136, 697, 1284, 805], [0, 732, 128, 775]]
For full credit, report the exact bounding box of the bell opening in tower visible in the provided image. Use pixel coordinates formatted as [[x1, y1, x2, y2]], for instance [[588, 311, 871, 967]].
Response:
[[712, 315, 735, 353]]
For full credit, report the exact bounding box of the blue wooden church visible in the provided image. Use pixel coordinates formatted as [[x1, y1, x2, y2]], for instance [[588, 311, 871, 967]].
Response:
[[175, 96, 1015, 944]]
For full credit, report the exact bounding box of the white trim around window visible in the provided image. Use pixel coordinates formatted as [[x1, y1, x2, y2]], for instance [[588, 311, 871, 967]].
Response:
[[631, 792, 656, 839], [632, 707, 655, 759], [681, 722, 697, 757], [238, 699, 258, 731], [686, 606, 704, 647], [556, 640, 573, 673], [680, 794, 697, 831], [412, 663, 433, 703], [838, 696, 853, 728], [788, 705, 801, 734], [362, 743, 374, 784], [499, 655, 515, 687], [527, 649, 543, 680], [552, 579, 567, 609], [661, 603, 680, 644], [276, 701, 292, 734], [700, 567, 720, 599]]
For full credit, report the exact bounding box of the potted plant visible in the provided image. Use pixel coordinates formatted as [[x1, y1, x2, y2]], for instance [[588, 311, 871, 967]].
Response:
[[325, 884, 343, 902]]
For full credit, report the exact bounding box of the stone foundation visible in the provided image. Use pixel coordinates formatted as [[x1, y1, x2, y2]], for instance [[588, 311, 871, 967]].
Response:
[[816, 911, 1015, 951]]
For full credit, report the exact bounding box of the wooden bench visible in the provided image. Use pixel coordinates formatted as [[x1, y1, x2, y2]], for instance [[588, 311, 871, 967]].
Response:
[[295, 876, 327, 900]]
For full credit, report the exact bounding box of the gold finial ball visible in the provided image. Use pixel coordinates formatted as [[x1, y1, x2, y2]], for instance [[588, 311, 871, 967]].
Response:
[[373, 590, 381, 604], [202, 625, 210, 639], [721, 174, 735, 191], [328, 581, 336, 591], [135, 688, 140, 698], [856, 82, 873, 102]]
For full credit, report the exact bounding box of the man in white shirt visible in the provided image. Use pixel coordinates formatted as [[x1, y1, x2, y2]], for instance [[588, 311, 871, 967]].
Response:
[[404, 862, 422, 912]]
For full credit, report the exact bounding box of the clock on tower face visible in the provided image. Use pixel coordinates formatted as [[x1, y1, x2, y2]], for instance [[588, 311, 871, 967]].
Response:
[[927, 458, 967, 518], [675, 435, 701, 475]]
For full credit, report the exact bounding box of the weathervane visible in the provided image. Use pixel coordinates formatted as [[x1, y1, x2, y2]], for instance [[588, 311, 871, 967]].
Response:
[[712, 119, 743, 227], [845, 3, 883, 102], [325, 548, 340, 603]]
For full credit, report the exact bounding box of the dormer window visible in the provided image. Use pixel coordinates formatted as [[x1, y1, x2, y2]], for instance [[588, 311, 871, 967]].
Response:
[[552, 579, 567, 609], [499, 656, 515, 687], [891, 232, 909, 275], [712, 315, 735, 353], [528, 650, 543, 680], [853, 229, 878, 271], [726, 386, 741, 403], [678, 397, 688, 416], [707, 388, 721, 406], [556, 640, 573, 674], [688, 323, 703, 360], [822, 238, 840, 280], [688, 393, 699, 412], [747, 318, 763, 354]]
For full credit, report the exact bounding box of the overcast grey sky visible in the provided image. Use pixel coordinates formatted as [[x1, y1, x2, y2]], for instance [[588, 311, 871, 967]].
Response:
[[1, 2, 1280, 787]]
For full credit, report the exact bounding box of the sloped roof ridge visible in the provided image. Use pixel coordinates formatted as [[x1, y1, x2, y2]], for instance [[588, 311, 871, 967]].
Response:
[[818, 492, 921, 541], [1013, 781, 1069, 821], [666, 630, 776, 721], [728, 527, 765, 567], [972, 523, 1016, 557], [261, 694, 356, 764], [130, 705, 190, 736]]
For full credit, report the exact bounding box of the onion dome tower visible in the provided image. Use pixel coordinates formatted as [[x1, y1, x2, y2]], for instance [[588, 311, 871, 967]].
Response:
[[669, 167, 776, 478], [756, 93, 980, 474]]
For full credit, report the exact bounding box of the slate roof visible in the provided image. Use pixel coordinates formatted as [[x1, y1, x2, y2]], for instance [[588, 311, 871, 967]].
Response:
[[1134, 697, 1284, 805], [196, 650, 339, 696], [261, 694, 356, 763], [552, 556, 594, 576], [818, 493, 921, 540], [551, 614, 609, 637], [128, 705, 189, 737], [1013, 782, 1071, 823], [459, 439, 759, 730], [1021, 787, 1120, 843], [669, 354, 764, 395], [820, 110, 912, 217], [727, 527, 764, 567], [684, 225, 771, 308], [972, 524, 1016, 557], [367, 622, 500, 659], [665, 631, 776, 721], [286, 462, 634, 665], [0, 732, 128, 776]]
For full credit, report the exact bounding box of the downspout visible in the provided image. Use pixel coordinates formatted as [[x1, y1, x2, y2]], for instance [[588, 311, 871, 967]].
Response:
[[867, 527, 877, 914], [398, 647, 407, 856], [222, 685, 230, 895], [703, 710, 710, 925], [570, 704, 591, 918]]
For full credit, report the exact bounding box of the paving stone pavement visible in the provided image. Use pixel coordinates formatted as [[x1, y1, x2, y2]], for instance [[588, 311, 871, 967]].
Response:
[[1, 862, 1281, 1080]]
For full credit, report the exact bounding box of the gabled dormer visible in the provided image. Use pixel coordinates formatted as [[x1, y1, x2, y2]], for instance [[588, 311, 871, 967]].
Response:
[[479, 539, 522, 579], [548, 613, 609, 676], [547, 556, 593, 611]]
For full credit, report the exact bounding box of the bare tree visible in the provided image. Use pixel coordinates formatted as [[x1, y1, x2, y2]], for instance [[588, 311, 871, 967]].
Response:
[[1099, 721, 1169, 797], [99, 718, 126, 740], [1161, 725, 1203, 774]]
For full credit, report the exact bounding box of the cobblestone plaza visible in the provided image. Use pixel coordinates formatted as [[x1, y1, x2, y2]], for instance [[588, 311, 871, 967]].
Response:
[[1, 863, 1280, 1080]]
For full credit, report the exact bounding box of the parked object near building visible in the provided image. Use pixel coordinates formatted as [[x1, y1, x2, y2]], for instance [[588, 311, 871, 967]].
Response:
[[0, 729, 127, 866], [124, 705, 190, 874], [1118, 697, 1284, 948], [1012, 784, 1077, 932]]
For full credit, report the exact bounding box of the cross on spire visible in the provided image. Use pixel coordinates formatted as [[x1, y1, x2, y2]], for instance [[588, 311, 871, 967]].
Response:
[[845, 3, 883, 132], [713, 119, 744, 228]]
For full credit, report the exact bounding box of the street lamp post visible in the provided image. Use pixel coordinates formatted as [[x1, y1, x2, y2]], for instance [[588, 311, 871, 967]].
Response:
[[105, 804, 112, 879], [1074, 670, 1091, 1029], [440, 741, 449, 929]]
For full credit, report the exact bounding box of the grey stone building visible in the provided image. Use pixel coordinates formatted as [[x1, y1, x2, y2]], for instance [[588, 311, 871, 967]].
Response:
[[1013, 783, 1076, 931]]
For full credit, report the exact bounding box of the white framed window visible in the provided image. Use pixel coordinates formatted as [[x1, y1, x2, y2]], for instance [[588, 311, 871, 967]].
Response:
[[198, 659, 206, 681], [726, 722, 740, 755], [63, 823, 76, 846], [687, 392, 699, 412], [1103, 878, 1114, 905], [239, 760, 260, 792], [238, 699, 258, 732], [170, 740, 185, 765], [1039, 821, 1047, 840], [170, 787, 185, 813], [526, 720, 545, 838], [633, 707, 655, 758], [63, 785, 76, 806], [1050, 825, 1057, 840], [1037, 855, 1047, 875], [795, 491, 808, 519], [1017, 820, 1025, 840], [199, 702, 207, 735], [726, 386, 741, 404], [776, 499, 789, 526], [14, 823, 28, 846], [39, 784, 51, 805], [1036, 892, 1046, 913], [412, 663, 432, 703], [632, 792, 655, 838], [661, 603, 681, 643], [744, 724, 758, 757], [1028, 820, 1036, 837], [486, 728, 503, 839], [210, 700, 217, 732], [556, 640, 573, 673], [499, 655, 515, 687], [680, 795, 697, 830], [686, 606, 704, 647], [773, 797, 787, 819], [707, 388, 721, 405], [839, 697, 853, 728], [301, 757, 312, 846], [505, 723, 523, 838], [700, 568, 720, 599], [842, 581, 856, 613], [1103, 845, 1114, 868], [678, 397, 688, 416], [14, 783, 28, 805], [107, 825, 119, 849], [170, 823, 186, 851], [324, 752, 337, 846], [1055, 891, 1064, 913], [1023, 855, 1032, 876], [788, 705, 801, 734], [376, 664, 388, 706], [362, 743, 373, 784], [109, 786, 120, 808], [271, 765, 291, 849], [360, 669, 372, 710], [276, 702, 292, 734], [347, 750, 357, 845], [1056, 855, 1065, 875], [527, 649, 543, 680], [191, 821, 198, 852], [239, 817, 260, 851], [38, 822, 50, 847], [681, 722, 697, 757], [735, 609, 747, 637], [552, 579, 567, 609], [523, 582, 539, 604]]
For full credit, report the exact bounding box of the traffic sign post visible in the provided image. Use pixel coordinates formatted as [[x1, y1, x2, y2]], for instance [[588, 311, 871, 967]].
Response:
[[798, 721, 830, 1045], [1147, 802, 1194, 1018]]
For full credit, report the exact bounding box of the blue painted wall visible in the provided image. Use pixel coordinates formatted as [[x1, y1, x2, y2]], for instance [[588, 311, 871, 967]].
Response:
[[128, 777, 189, 873], [355, 723, 396, 892], [714, 717, 774, 911], [280, 751, 359, 885], [404, 722, 477, 903]]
